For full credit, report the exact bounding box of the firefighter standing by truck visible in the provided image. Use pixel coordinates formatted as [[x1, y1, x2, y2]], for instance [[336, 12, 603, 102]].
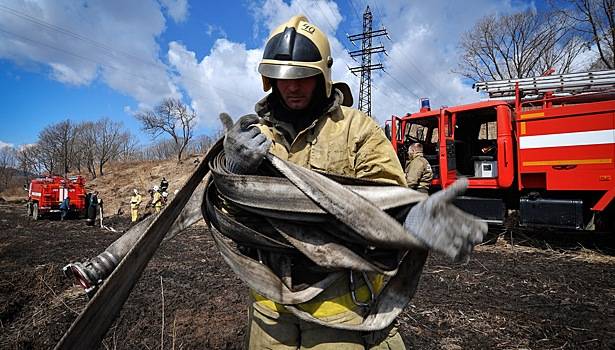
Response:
[[86, 191, 99, 226], [405, 143, 433, 193], [59, 196, 70, 221], [222, 15, 485, 349], [130, 189, 142, 222]]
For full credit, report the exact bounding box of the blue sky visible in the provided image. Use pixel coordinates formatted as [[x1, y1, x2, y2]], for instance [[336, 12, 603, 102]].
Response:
[[0, 0, 578, 148]]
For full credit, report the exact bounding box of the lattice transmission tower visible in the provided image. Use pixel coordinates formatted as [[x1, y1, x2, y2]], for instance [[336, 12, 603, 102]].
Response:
[[348, 6, 388, 117]]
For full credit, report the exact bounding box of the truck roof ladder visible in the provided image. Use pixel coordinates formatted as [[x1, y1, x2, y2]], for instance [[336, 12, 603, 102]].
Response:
[[473, 69, 615, 98]]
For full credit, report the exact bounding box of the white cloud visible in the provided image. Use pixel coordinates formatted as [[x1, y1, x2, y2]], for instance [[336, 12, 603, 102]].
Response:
[[167, 39, 264, 129], [0, 0, 179, 107], [165, 0, 350, 131], [244, 0, 529, 124], [205, 24, 227, 38], [48, 62, 96, 86], [0, 141, 14, 149], [167, 0, 497, 130], [159, 0, 189, 23], [570, 44, 599, 71], [362, 0, 532, 123], [0, 0, 538, 135], [251, 0, 342, 38]]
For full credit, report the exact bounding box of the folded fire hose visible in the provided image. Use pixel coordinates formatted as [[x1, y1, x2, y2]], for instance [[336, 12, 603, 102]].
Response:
[[57, 138, 429, 349]]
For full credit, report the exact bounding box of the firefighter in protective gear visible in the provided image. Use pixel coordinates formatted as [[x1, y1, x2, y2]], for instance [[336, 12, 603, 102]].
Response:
[[224, 15, 407, 349], [224, 15, 484, 349], [152, 186, 163, 213], [130, 189, 142, 222], [405, 143, 433, 193]]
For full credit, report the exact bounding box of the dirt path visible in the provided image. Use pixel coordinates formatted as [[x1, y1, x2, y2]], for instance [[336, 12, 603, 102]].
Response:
[[1, 202, 614, 349]]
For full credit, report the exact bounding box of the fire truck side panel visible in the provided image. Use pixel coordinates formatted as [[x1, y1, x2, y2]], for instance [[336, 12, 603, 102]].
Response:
[[517, 101, 615, 193]]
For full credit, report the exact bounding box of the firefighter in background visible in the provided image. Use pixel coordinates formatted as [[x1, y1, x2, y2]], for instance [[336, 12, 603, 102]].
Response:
[[59, 196, 70, 221], [405, 143, 433, 193], [160, 177, 169, 193], [152, 185, 163, 213], [223, 15, 484, 349], [130, 189, 142, 222], [86, 191, 99, 226]]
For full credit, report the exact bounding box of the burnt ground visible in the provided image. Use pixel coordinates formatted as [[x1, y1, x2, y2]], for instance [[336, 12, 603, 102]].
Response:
[[0, 201, 614, 350]]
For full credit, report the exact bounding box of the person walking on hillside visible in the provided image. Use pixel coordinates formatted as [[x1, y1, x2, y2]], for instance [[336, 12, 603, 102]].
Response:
[[221, 15, 485, 349], [405, 143, 434, 193], [130, 189, 142, 222], [152, 186, 162, 213]]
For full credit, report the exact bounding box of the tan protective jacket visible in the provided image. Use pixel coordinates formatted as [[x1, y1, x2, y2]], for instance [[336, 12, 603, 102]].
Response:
[[130, 194, 142, 209], [405, 152, 433, 192], [152, 191, 162, 208], [252, 89, 407, 324]]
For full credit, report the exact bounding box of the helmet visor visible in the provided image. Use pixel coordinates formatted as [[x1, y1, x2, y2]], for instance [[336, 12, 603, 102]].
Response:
[[259, 63, 321, 80]]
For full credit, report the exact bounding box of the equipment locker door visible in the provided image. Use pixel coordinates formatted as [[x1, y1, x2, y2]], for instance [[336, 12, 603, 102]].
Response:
[[440, 110, 457, 187]]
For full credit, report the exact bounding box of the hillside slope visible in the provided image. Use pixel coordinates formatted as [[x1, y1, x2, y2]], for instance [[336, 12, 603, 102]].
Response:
[[87, 155, 204, 216]]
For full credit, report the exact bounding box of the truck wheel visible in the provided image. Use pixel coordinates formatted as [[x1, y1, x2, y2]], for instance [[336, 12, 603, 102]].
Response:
[[32, 203, 39, 221]]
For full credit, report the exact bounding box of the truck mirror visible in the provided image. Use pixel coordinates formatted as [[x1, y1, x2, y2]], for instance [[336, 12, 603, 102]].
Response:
[[384, 124, 392, 140]]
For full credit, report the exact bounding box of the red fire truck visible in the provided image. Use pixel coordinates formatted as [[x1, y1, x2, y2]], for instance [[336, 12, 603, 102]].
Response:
[[387, 70, 615, 231], [27, 175, 87, 220]]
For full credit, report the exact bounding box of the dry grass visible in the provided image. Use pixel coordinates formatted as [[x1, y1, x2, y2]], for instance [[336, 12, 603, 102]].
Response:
[[87, 155, 203, 216], [479, 231, 615, 264]]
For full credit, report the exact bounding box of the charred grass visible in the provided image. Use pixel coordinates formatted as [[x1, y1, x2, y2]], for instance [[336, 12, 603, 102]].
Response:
[[0, 202, 614, 349]]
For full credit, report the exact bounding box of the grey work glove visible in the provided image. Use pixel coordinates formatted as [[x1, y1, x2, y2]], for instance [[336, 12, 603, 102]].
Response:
[[404, 178, 487, 261], [223, 114, 272, 174]]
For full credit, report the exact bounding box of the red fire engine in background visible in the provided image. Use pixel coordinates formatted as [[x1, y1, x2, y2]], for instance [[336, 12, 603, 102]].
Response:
[[26, 175, 87, 220], [387, 69, 615, 232]]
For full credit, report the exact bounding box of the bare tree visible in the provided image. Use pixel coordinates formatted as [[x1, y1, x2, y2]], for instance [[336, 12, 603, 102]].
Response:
[[189, 134, 217, 155], [136, 98, 196, 161], [561, 0, 615, 69], [141, 138, 178, 160], [93, 118, 130, 176], [16, 144, 42, 178], [37, 120, 78, 176], [77, 121, 99, 178], [73, 119, 133, 178], [458, 9, 587, 82], [0, 146, 17, 192], [116, 132, 140, 162]]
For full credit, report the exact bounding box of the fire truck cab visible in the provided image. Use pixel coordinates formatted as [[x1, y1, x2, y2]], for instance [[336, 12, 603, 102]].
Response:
[[27, 175, 87, 220], [387, 70, 615, 232]]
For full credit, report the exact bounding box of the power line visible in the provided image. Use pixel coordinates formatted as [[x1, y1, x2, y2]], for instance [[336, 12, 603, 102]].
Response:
[[385, 56, 435, 97], [0, 4, 160, 72], [347, 0, 361, 20], [295, 2, 332, 36], [316, 1, 337, 34], [383, 69, 420, 100], [371, 2, 386, 26], [384, 29, 441, 95], [369, 80, 414, 115], [0, 3, 257, 102], [0, 25, 253, 102]]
